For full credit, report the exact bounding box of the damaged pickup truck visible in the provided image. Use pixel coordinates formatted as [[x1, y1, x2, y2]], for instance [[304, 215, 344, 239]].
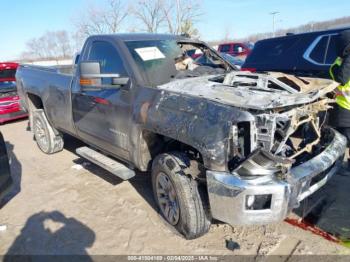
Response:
[[16, 34, 346, 239]]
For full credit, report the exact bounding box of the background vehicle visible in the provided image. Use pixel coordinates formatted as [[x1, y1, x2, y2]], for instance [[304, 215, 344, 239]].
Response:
[[195, 52, 244, 69], [0, 132, 13, 203], [16, 34, 345, 239], [217, 42, 252, 59], [242, 28, 350, 78], [0, 63, 27, 124]]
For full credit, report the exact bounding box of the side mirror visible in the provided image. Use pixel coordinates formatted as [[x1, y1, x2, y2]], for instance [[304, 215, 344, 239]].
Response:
[[80, 61, 102, 78], [112, 77, 129, 86], [79, 62, 129, 88]]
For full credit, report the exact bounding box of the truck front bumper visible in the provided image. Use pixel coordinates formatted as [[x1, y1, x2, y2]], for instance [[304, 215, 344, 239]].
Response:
[[207, 128, 346, 226]]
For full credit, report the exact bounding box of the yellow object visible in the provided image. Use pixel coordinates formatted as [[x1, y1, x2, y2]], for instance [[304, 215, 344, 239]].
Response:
[[330, 57, 350, 110]]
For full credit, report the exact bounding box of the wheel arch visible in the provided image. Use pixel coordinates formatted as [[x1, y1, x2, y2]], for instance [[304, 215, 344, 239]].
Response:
[[136, 129, 205, 174], [26, 93, 44, 130]]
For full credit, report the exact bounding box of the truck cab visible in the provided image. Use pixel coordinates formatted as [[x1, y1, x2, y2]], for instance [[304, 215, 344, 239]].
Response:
[[218, 42, 252, 59]]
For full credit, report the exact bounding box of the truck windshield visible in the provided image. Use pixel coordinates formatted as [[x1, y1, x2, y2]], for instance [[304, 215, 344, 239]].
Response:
[[126, 40, 183, 86], [126, 39, 230, 86]]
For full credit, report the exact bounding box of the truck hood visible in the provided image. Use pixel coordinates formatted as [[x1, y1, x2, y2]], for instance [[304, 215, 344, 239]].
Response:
[[158, 72, 338, 110]]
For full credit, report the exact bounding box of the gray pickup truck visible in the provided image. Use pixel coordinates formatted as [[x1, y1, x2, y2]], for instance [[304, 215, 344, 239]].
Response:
[[16, 34, 346, 239]]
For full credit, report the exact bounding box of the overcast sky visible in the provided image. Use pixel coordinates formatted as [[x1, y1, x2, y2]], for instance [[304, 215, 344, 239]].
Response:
[[1, 0, 350, 61]]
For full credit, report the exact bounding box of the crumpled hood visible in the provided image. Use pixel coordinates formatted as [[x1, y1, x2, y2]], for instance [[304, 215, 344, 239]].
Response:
[[158, 72, 338, 110]]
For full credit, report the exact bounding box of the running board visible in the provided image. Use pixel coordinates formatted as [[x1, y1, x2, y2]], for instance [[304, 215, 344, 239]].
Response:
[[76, 146, 135, 180]]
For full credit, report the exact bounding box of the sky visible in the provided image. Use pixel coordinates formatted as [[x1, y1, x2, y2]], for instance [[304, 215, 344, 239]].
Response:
[[1, 0, 350, 61]]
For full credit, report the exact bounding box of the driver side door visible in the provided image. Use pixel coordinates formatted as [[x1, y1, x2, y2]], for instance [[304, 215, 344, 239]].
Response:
[[72, 40, 132, 161]]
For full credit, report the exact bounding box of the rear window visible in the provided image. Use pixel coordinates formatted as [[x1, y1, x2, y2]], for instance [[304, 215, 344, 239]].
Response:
[[220, 44, 231, 52], [0, 69, 16, 80], [246, 37, 300, 64]]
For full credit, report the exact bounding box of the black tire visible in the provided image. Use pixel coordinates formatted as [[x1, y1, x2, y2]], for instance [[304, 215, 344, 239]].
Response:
[[152, 152, 211, 239], [32, 109, 64, 154]]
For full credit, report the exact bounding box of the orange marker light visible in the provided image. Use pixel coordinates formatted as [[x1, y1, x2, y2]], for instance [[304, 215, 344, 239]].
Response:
[[80, 78, 94, 86]]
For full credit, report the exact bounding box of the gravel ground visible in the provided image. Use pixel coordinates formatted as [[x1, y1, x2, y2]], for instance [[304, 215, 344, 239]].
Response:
[[0, 120, 349, 256]]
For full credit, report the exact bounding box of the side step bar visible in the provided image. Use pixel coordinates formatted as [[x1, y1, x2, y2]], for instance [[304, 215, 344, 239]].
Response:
[[76, 146, 135, 180]]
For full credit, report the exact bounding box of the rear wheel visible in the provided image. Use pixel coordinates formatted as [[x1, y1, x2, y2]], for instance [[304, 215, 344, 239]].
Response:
[[152, 152, 211, 239], [32, 109, 63, 154]]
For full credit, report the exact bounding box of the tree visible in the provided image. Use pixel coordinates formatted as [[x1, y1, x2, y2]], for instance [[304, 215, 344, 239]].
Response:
[[21, 31, 73, 60], [74, 0, 129, 41], [131, 0, 202, 36], [180, 20, 199, 38], [162, 0, 202, 36], [132, 0, 166, 33]]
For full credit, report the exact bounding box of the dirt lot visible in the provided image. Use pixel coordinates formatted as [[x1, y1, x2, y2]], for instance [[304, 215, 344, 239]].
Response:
[[1, 120, 350, 256]]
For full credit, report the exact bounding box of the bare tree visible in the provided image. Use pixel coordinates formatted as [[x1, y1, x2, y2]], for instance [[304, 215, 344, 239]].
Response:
[[132, 0, 166, 33], [21, 31, 73, 60], [180, 20, 199, 38], [74, 0, 129, 41], [74, 0, 202, 38], [162, 0, 202, 36], [131, 0, 202, 36], [56, 31, 72, 57]]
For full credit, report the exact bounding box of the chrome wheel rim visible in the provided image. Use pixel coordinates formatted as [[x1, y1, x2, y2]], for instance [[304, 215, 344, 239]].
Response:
[[34, 119, 48, 151], [156, 172, 180, 225]]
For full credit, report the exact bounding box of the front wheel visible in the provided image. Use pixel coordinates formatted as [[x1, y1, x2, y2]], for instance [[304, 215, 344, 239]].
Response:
[[32, 109, 64, 154], [151, 152, 211, 239]]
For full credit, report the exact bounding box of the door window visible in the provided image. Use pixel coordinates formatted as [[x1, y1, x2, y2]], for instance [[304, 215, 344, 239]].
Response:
[[325, 35, 339, 65], [88, 41, 126, 75]]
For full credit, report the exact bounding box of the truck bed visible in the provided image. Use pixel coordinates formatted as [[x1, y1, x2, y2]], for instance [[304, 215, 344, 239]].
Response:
[[16, 64, 76, 134]]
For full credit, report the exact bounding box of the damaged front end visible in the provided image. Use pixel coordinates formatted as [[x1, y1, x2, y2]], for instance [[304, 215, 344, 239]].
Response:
[[206, 72, 347, 226]]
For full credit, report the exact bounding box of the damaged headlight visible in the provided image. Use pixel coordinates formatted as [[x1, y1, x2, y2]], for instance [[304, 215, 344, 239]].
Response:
[[230, 122, 256, 158], [233, 149, 293, 178]]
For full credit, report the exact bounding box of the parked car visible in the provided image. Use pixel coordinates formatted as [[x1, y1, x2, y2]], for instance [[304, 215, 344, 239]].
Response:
[[0, 62, 28, 124], [218, 42, 252, 59], [0, 132, 13, 202], [242, 28, 350, 78], [220, 53, 244, 69], [16, 34, 345, 239], [195, 52, 244, 69]]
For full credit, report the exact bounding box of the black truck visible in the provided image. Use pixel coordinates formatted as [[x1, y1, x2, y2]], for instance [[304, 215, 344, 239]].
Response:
[[16, 34, 346, 239]]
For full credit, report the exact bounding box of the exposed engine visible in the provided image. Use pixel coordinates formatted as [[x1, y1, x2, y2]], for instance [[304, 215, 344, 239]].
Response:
[[227, 72, 337, 177]]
